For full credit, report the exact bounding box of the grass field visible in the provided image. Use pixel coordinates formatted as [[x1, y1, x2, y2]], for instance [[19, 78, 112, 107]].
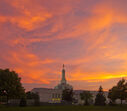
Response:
[[0, 106, 127, 111]]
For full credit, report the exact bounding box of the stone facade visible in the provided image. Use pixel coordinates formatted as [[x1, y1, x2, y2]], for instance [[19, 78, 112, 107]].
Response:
[[31, 65, 110, 104], [31, 88, 109, 104], [32, 88, 62, 103]]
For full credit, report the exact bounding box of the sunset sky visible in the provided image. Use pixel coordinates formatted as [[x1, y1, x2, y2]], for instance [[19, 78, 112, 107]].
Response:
[[0, 0, 127, 91]]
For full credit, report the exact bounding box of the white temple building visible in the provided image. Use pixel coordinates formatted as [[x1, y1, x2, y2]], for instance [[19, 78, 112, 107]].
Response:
[[32, 64, 73, 103], [32, 65, 109, 104]]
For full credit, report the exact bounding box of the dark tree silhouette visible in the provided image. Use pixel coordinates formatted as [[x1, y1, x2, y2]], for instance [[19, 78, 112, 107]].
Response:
[[0, 69, 25, 103], [95, 86, 106, 106], [26, 91, 40, 106], [80, 91, 93, 105], [19, 97, 27, 107], [26, 91, 39, 99], [108, 78, 127, 105], [62, 88, 73, 103]]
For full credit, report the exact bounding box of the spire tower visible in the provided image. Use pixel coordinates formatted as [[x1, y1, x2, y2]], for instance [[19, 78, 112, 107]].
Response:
[[61, 64, 66, 84], [54, 64, 73, 90]]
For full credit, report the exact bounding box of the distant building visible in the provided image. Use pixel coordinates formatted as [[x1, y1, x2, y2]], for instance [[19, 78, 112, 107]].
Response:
[[32, 64, 72, 103], [32, 64, 108, 104], [32, 88, 62, 103]]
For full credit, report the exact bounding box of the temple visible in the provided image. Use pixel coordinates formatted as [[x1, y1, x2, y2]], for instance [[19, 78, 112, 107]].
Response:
[[32, 64, 73, 103], [32, 65, 108, 104]]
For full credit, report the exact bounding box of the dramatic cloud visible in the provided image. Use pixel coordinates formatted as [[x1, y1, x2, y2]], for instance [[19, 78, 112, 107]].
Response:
[[0, 0, 127, 91]]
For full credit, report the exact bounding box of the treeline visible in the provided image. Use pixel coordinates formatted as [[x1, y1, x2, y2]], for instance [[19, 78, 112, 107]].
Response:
[[62, 79, 127, 105], [0, 68, 127, 106]]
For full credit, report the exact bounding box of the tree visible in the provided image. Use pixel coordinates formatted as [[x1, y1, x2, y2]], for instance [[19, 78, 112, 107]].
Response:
[[80, 91, 93, 105], [19, 97, 27, 107], [108, 86, 119, 105], [62, 88, 73, 103], [26, 91, 40, 106], [0, 69, 25, 103], [26, 91, 39, 99], [95, 86, 106, 106], [108, 79, 127, 105]]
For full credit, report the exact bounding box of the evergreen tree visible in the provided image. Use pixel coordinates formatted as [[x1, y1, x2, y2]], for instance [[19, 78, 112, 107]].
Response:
[[80, 91, 93, 105], [95, 86, 106, 106], [62, 88, 73, 103]]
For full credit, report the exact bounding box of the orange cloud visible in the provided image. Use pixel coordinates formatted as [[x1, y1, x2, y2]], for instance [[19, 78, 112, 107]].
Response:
[[0, 0, 52, 31], [0, 16, 7, 23], [10, 14, 52, 31]]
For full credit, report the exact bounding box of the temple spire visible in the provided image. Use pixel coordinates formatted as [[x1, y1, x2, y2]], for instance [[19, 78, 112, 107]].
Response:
[[54, 64, 73, 90], [63, 64, 64, 69], [61, 64, 66, 84]]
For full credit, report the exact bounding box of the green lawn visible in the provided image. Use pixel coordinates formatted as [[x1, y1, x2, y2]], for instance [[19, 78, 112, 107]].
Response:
[[0, 106, 127, 111]]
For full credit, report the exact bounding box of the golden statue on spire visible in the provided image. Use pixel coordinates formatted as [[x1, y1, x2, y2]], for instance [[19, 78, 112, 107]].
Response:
[[63, 64, 64, 69]]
